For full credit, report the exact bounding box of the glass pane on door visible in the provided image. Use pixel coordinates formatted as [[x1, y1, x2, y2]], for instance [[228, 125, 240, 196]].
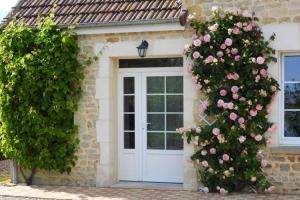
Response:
[[123, 77, 135, 149], [146, 76, 183, 150]]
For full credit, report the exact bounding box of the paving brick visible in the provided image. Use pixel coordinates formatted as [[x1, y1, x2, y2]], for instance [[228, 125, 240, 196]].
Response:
[[0, 185, 300, 200]]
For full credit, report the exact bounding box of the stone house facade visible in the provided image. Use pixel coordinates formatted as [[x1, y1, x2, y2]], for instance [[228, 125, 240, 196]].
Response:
[[5, 0, 300, 193]]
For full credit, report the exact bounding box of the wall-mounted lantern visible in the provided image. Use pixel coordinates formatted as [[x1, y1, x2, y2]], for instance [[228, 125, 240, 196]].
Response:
[[137, 40, 149, 58]]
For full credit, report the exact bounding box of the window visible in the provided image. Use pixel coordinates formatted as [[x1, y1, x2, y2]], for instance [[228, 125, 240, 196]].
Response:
[[283, 55, 300, 144], [119, 57, 183, 68]]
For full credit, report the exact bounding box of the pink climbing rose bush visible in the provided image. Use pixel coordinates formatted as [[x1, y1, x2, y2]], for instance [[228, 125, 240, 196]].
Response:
[[179, 7, 279, 193]]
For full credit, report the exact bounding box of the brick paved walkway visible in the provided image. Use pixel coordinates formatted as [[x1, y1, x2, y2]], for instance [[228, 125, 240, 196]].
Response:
[[0, 185, 300, 200]]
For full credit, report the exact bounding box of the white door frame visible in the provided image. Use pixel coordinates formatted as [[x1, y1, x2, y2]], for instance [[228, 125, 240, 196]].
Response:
[[118, 67, 183, 182]]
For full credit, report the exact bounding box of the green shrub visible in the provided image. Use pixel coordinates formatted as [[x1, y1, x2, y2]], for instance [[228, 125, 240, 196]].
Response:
[[0, 17, 88, 185]]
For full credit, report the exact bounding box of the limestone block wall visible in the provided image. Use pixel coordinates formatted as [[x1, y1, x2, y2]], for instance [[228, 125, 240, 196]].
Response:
[[183, 0, 300, 24]]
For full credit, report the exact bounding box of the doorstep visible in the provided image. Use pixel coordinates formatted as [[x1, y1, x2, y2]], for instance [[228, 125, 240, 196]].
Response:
[[110, 181, 183, 191]]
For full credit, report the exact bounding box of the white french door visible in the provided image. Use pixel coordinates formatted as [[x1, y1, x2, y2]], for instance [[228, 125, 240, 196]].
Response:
[[118, 68, 183, 183]]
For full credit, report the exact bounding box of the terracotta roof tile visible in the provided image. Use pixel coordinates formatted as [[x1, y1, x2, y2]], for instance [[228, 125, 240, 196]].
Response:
[[4, 0, 181, 26]]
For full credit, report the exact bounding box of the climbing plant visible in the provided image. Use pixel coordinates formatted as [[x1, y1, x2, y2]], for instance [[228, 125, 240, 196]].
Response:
[[178, 7, 279, 194], [0, 16, 92, 185]]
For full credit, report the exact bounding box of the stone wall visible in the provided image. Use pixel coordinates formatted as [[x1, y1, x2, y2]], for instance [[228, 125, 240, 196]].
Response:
[[183, 0, 300, 24], [264, 150, 300, 193]]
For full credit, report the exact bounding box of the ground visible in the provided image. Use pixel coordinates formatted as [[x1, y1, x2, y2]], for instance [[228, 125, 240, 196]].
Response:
[[0, 185, 300, 200]]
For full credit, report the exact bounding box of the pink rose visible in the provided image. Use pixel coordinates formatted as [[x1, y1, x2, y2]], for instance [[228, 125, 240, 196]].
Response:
[[252, 69, 258, 75], [225, 38, 233, 46], [195, 84, 202, 91], [227, 102, 234, 110], [217, 134, 225, 143], [205, 55, 214, 64], [220, 43, 226, 49], [212, 128, 220, 136], [193, 38, 202, 47], [199, 105, 206, 113], [220, 89, 227, 96], [220, 58, 225, 63], [202, 161, 209, 168], [199, 101, 208, 113], [176, 127, 185, 135], [236, 22, 243, 28], [238, 135, 246, 143], [209, 148, 216, 154], [225, 48, 230, 54], [227, 73, 233, 79], [229, 112, 238, 121], [193, 51, 201, 59], [232, 28, 240, 35], [192, 34, 199, 40], [222, 154, 230, 161], [246, 24, 253, 31], [250, 110, 257, 117], [256, 104, 263, 111], [261, 160, 268, 168], [232, 94, 239, 99], [238, 117, 245, 124], [223, 103, 228, 109], [219, 159, 224, 164], [255, 134, 263, 142], [217, 51, 224, 57], [257, 57, 265, 65], [255, 75, 261, 82], [191, 75, 198, 84], [217, 99, 224, 107], [195, 127, 201, 133], [231, 48, 238, 55], [231, 86, 239, 93], [203, 34, 211, 43], [234, 55, 241, 61], [260, 69, 267, 77], [233, 73, 240, 80]]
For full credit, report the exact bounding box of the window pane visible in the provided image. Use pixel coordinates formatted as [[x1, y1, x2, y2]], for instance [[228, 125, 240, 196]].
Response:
[[147, 95, 165, 112], [285, 83, 300, 109], [124, 77, 134, 94], [166, 95, 183, 112], [284, 111, 300, 137], [147, 114, 165, 131], [284, 56, 300, 81], [119, 58, 183, 68], [166, 114, 183, 131], [166, 76, 183, 93], [147, 132, 165, 149], [124, 96, 134, 112], [124, 114, 135, 131], [147, 77, 164, 93], [124, 132, 135, 149], [167, 132, 183, 150]]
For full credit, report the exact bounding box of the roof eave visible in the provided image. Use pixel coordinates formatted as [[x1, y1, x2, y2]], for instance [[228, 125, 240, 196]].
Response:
[[58, 18, 181, 29]]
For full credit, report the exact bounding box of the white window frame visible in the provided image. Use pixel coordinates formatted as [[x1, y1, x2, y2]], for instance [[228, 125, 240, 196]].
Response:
[[280, 53, 300, 146]]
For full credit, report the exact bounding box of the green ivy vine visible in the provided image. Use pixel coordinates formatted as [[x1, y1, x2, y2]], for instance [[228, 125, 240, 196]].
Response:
[[0, 16, 93, 185], [179, 7, 280, 194]]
